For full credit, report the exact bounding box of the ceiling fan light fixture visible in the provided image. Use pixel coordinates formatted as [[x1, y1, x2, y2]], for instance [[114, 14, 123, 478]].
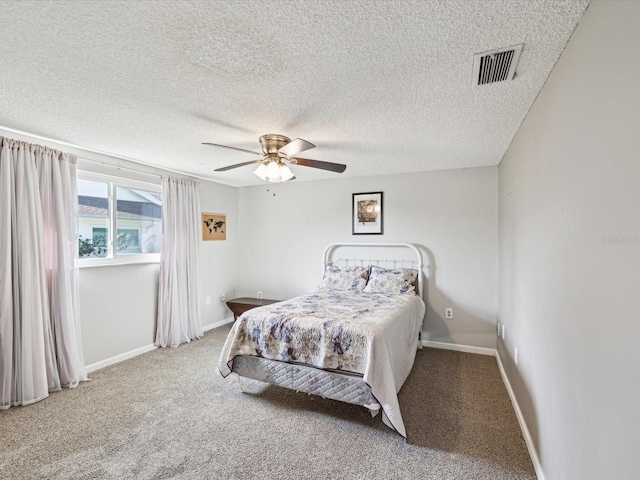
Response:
[[255, 159, 294, 183], [279, 164, 294, 182], [254, 163, 268, 180], [266, 160, 280, 179]]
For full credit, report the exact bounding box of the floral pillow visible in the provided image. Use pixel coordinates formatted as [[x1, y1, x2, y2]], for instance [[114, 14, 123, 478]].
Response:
[[321, 265, 370, 292], [363, 266, 418, 295]]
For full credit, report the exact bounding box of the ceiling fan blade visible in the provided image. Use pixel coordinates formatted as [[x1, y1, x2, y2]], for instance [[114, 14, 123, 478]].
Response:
[[202, 142, 262, 156], [290, 157, 346, 173], [214, 159, 263, 172], [278, 138, 315, 157]]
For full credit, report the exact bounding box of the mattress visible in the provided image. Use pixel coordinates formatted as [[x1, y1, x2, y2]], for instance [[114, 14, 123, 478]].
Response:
[[219, 290, 426, 438], [231, 355, 380, 410]]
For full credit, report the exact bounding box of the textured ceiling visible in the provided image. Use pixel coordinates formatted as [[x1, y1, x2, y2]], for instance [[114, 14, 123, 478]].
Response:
[[0, 0, 589, 186]]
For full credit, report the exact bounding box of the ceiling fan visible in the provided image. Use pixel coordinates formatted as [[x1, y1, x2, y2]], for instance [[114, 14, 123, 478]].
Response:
[[203, 134, 347, 183]]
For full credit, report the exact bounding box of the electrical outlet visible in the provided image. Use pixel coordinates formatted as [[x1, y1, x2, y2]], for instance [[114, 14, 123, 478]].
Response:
[[220, 293, 226, 302], [514, 347, 518, 365], [257, 291, 263, 300], [496, 323, 500, 336], [445, 308, 453, 319], [205, 296, 211, 306], [502, 324, 505, 340]]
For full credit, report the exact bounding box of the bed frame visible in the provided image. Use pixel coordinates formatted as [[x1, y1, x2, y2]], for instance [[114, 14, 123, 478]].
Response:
[[232, 242, 425, 424]]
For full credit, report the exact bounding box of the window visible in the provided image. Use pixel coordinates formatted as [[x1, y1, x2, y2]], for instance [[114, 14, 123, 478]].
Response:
[[77, 172, 162, 265]]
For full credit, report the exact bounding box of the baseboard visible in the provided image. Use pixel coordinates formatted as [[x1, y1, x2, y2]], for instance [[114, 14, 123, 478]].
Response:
[[85, 318, 233, 373], [203, 317, 234, 332], [495, 351, 545, 480], [423, 340, 542, 478], [85, 344, 158, 373], [421, 339, 496, 356]]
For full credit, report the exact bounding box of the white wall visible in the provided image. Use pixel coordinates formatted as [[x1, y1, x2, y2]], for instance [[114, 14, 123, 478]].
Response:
[[498, 1, 640, 479], [200, 181, 238, 326], [237, 167, 498, 349], [80, 263, 160, 365]]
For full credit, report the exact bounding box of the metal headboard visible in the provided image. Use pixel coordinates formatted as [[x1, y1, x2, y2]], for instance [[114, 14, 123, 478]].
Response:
[[322, 242, 424, 297]]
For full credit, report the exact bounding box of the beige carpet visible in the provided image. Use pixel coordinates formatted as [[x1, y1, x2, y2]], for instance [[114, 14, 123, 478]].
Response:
[[1, 325, 535, 479]]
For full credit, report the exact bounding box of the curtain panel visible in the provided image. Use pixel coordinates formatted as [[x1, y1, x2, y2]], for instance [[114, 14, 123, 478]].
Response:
[[0, 137, 87, 410], [155, 176, 202, 347]]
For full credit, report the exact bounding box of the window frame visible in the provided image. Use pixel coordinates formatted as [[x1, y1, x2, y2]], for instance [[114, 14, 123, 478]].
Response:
[[77, 171, 162, 267]]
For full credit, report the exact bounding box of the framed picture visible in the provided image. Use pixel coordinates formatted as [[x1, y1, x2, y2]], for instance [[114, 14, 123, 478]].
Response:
[[202, 213, 226, 241], [352, 192, 383, 235]]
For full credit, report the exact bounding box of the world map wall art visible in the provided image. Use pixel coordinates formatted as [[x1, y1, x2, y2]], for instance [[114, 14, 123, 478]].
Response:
[[202, 213, 226, 241]]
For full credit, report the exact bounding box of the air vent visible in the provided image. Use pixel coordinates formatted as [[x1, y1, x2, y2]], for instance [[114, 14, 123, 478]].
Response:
[[473, 44, 523, 86]]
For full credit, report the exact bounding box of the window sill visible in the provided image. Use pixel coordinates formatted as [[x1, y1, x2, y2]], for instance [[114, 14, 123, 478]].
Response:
[[78, 254, 161, 268]]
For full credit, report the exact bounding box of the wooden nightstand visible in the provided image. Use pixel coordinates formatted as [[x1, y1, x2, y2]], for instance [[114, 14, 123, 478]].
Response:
[[226, 297, 280, 321]]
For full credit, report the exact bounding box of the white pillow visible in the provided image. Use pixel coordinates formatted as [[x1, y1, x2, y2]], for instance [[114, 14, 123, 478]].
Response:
[[321, 265, 369, 292], [363, 266, 418, 295]]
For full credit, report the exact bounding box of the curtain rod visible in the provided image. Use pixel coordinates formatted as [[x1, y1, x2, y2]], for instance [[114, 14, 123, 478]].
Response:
[[78, 156, 162, 178], [0, 125, 203, 181]]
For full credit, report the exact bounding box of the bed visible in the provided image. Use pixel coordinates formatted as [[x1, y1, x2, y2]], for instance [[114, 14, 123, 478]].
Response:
[[218, 242, 426, 439]]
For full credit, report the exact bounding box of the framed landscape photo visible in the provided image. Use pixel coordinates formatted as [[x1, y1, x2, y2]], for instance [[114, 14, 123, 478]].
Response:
[[202, 213, 226, 241], [352, 192, 383, 235]]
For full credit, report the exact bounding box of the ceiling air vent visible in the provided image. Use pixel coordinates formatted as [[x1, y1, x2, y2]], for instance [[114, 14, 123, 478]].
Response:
[[473, 44, 523, 86]]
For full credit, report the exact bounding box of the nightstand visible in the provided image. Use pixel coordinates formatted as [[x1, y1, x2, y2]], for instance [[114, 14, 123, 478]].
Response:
[[226, 297, 280, 321]]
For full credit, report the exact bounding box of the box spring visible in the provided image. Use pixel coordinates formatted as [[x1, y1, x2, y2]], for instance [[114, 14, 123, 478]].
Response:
[[231, 355, 380, 410]]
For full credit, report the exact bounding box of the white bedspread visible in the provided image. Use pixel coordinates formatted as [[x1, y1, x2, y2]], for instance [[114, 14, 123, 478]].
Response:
[[218, 291, 426, 438]]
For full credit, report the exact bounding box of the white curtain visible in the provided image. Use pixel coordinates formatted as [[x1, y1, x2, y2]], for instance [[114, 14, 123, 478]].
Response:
[[0, 137, 87, 410], [155, 176, 202, 347]]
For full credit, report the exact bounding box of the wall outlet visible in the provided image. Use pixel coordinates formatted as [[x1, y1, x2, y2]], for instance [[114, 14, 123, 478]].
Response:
[[445, 308, 453, 319], [502, 324, 505, 340], [220, 293, 226, 302], [205, 296, 211, 306], [514, 347, 518, 365], [496, 323, 500, 336], [257, 291, 263, 300]]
